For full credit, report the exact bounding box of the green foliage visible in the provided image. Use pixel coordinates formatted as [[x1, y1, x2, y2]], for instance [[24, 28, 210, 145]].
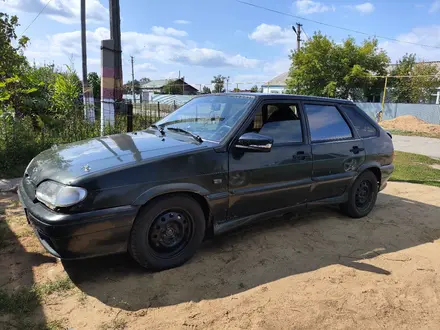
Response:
[[250, 85, 258, 93], [211, 75, 226, 93], [389, 54, 440, 103], [87, 71, 101, 99], [162, 79, 182, 95], [287, 33, 389, 101], [50, 65, 81, 118], [139, 77, 151, 85], [202, 86, 211, 94], [124, 79, 141, 94]]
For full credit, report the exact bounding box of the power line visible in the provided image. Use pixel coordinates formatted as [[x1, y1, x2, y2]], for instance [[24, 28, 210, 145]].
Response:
[[302, 27, 310, 41], [20, 0, 53, 36], [236, 0, 440, 49]]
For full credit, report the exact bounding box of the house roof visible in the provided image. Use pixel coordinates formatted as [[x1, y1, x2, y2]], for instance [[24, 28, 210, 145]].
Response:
[[140, 78, 199, 91], [262, 72, 289, 87], [141, 79, 175, 89]]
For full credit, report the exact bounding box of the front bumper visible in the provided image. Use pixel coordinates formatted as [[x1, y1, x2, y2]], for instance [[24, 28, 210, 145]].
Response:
[[18, 181, 138, 259]]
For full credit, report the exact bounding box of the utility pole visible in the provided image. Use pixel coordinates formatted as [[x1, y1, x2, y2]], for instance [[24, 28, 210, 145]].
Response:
[[292, 23, 302, 51], [226, 76, 230, 93], [130, 56, 135, 104], [109, 0, 123, 102], [81, 0, 90, 120]]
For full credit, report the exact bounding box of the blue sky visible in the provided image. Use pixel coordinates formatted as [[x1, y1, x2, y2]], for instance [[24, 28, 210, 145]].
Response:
[[2, 0, 440, 89]]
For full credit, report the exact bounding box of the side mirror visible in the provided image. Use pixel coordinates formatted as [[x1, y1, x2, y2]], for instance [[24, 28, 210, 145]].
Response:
[[235, 132, 273, 152]]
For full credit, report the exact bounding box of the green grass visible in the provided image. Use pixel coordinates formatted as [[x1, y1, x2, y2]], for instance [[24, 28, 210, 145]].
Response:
[[390, 151, 440, 187], [0, 277, 75, 316], [386, 129, 440, 139]]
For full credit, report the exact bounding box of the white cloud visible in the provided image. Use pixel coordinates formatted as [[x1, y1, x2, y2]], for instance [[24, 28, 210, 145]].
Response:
[[430, 0, 440, 13], [173, 19, 191, 25], [346, 2, 375, 14], [294, 0, 335, 15], [249, 24, 294, 45], [151, 26, 188, 37], [134, 63, 157, 71], [25, 27, 260, 70], [3, 0, 108, 24], [379, 25, 440, 62]]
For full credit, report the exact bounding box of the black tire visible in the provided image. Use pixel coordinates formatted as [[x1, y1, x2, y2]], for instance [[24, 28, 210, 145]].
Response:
[[340, 170, 378, 218], [129, 195, 205, 270]]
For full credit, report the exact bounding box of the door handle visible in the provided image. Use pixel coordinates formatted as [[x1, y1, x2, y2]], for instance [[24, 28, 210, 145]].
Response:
[[293, 151, 309, 161], [350, 146, 365, 154]]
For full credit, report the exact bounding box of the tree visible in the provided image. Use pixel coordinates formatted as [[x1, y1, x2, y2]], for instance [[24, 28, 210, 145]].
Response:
[[211, 75, 226, 93], [139, 77, 151, 86], [389, 54, 440, 103], [286, 33, 389, 101], [87, 72, 101, 100], [202, 86, 211, 94], [250, 85, 258, 93], [123, 79, 141, 94], [162, 79, 182, 94]]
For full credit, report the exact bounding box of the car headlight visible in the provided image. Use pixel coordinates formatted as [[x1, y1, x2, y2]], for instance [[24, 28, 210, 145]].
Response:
[[36, 181, 87, 209]]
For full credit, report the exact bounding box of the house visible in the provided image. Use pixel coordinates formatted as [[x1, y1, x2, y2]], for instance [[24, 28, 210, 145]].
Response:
[[140, 78, 199, 95], [261, 72, 289, 94]]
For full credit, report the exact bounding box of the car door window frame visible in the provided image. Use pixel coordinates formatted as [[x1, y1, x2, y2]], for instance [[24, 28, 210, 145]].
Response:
[[302, 101, 360, 144], [230, 99, 308, 149]]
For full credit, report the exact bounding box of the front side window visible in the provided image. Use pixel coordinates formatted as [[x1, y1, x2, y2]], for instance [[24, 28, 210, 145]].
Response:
[[304, 104, 353, 142], [245, 103, 303, 144], [340, 105, 378, 138], [155, 95, 255, 142]]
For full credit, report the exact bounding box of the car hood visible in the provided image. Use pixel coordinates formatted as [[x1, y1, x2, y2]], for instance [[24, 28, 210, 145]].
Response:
[[25, 130, 212, 186]]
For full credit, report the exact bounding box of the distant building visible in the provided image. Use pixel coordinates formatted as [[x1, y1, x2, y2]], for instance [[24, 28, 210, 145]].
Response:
[[140, 78, 199, 95], [261, 72, 289, 94]]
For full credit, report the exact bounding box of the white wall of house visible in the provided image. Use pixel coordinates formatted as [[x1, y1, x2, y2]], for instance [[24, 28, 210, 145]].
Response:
[[261, 85, 286, 94]]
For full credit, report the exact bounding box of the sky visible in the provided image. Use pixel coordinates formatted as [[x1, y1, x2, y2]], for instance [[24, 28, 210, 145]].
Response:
[[2, 0, 440, 89]]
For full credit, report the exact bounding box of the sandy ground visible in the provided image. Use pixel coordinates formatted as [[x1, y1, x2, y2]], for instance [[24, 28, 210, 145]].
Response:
[[381, 115, 440, 136], [1, 182, 440, 329]]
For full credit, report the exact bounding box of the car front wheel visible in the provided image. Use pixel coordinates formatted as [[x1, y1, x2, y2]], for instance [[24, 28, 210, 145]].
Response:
[[129, 195, 205, 270], [340, 170, 378, 218]]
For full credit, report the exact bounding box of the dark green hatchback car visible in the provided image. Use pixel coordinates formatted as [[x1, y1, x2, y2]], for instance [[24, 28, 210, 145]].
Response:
[[19, 94, 394, 270]]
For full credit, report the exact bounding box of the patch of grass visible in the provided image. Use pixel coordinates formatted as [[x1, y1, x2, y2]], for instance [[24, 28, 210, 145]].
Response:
[[98, 318, 127, 330], [390, 151, 440, 187], [0, 277, 75, 316], [385, 129, 440, 139]]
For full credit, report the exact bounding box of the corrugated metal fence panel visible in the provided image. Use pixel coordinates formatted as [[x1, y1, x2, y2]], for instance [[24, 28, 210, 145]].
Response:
[[355, 103, 440, 124], [151, 94, 196, 106]]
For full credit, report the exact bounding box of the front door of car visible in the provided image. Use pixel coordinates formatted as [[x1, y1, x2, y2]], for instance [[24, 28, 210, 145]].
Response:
[[227, 101, 313, 220], [303, 103, 366, 201]]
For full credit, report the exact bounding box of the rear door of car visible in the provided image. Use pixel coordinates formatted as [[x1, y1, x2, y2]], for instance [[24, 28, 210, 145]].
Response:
[[303, 102, 366, 201]]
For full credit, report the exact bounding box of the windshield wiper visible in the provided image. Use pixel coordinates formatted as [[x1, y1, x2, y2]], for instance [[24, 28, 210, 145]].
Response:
[[167, 127, 203, 143], [150, 124, 165, 136]]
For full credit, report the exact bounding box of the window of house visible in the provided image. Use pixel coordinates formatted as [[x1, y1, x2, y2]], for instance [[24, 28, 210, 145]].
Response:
[[245, 103, 303, 144], [339, 105, 378, 138], [304, 104, 353, 142]]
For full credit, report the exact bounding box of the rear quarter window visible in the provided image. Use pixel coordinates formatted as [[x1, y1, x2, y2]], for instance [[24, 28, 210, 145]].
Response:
[[339, 105, 378, 138]]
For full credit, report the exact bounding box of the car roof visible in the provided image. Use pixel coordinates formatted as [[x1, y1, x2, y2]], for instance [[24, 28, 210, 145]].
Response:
[[204, 93, 354, 105]]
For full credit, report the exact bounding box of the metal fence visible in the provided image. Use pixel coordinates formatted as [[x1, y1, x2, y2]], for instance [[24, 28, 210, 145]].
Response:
[[356, 103, 440, 124]]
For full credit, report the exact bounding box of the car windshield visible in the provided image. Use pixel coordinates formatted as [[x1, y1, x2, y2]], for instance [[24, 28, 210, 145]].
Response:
[[155, 95, 255, 142]]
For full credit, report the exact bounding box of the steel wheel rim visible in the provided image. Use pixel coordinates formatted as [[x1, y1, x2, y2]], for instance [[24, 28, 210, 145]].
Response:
[[355, 180, 373, 210], [148, 209, 193, 258]]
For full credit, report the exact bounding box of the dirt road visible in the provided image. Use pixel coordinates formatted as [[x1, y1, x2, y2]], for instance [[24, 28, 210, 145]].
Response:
[[1, 182, 440, 329]]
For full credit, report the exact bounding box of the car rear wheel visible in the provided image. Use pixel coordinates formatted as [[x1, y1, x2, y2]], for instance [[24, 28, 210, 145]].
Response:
[[129, 195, 205, 270], [340, 170, 378, 218]]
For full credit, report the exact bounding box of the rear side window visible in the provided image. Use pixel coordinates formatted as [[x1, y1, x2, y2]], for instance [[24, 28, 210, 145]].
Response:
[[304, 104, 352, 142], [340, 105, 378, 138]]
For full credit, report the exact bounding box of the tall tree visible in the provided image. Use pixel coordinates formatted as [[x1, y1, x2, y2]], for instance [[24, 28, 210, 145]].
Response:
[[389, 54, 440, 103], [139, 77, 151, 86], [211, 75, 226, 93], [287, 33, 389, 101], [202, 86, 211, 94], [87, 72, 101, 100], [162, 79, 182, 94], [124, 79, 141, 94], [250, 85, 258, 93]]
